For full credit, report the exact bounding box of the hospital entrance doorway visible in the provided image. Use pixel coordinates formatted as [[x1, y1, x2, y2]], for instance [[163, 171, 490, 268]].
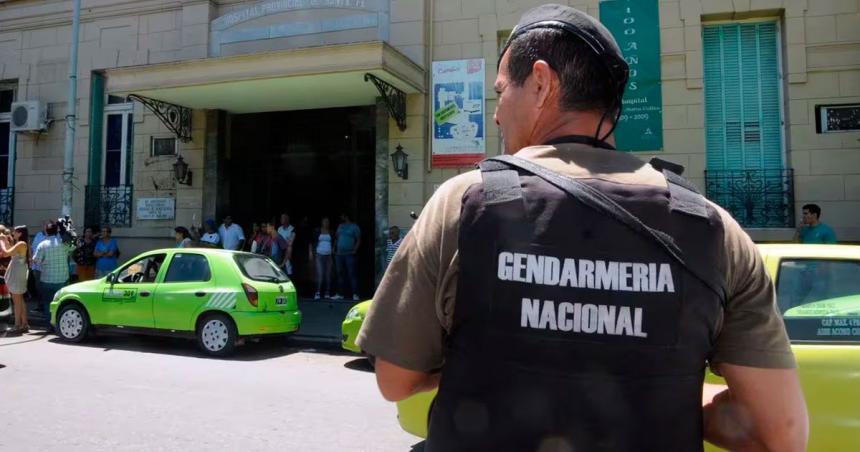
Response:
[[226, 106, 376, 298]]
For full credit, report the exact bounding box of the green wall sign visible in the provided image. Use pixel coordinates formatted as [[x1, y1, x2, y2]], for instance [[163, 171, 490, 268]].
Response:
[[600, 0, 664, 151]]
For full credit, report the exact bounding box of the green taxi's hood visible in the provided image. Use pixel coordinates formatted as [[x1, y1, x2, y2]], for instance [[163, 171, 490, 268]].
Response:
[[63, 277, 107, 293], [784, 295, 860, 317]]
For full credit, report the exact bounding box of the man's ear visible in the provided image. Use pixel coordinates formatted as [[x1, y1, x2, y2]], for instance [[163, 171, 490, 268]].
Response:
[[531, 60, 556, 109]]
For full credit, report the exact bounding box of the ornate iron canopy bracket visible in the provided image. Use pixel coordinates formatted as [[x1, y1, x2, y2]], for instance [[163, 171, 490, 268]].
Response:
[[364, 73, 407, 131], [126, 94, 193, 142]]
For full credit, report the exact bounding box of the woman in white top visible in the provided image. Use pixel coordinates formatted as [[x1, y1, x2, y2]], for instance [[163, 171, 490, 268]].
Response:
[[311, 217, 334, 299]]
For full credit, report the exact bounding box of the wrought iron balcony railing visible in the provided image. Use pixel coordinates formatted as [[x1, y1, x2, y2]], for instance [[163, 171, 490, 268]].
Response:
[[704, 169, 795, 228], [85, 185, 133, 228], [0, 187, 13, 227]]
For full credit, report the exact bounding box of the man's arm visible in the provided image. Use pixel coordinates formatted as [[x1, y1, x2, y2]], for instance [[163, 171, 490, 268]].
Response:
[[33, 243, 44, 264], [374, 358, 441, 402], [353, 227, 360, 254], [704, 364, 808, 452], [706, 205, 808, 451]]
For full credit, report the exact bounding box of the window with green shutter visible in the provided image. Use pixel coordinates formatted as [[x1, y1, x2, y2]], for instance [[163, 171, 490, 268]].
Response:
[[703, 21, 794, 228]]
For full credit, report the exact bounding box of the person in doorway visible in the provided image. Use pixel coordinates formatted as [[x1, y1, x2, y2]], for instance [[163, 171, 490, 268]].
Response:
[[277, 213, 296, 275], [311, 217, 334, 299], [385, 226, 403, 268], [249, 222, 266, 253], [794, 203, 837, 244], [357, 5, 807, 452], [34, 220, 73, 331], [265, 221, 289, 270], [333, 212, 360, 301], [175, 226, 192, 248], [219, 215, 245, 251], [200, 219, 221, 248], [292, 216, 313, 294], [93, 226, 120, 278], [72, 226, 97, 282], [1, 225, 30, 334]]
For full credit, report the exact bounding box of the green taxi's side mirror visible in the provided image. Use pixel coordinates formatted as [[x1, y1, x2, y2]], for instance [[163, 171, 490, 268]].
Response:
[[106, 273, 116, 284]]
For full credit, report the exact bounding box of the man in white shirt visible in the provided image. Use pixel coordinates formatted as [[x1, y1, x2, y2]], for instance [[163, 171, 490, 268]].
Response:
[[218, 215, 245, 251], [277, 213, 296, 275]]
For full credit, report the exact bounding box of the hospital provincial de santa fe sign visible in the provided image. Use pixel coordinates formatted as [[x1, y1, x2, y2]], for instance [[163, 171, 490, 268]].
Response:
[[137, 198, 176, 221], [209, 0, 388, 57]]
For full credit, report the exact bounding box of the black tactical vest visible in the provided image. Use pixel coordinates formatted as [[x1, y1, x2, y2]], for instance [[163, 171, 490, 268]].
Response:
[[425, 152, 727, 452]]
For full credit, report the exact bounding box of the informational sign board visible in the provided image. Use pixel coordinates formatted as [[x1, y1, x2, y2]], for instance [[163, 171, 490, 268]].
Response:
[[137, 198, 176, 220], [600, 0, 664, 151], [431, 59, 486, 167]]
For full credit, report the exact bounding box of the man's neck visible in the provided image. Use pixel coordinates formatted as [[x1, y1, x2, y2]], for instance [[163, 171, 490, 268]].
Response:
[[528, 110, 617, 148]]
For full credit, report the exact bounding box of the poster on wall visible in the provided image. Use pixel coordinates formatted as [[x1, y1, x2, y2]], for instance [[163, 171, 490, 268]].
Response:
[[431, 59, 486, 167], [599, 0, 664, 151]]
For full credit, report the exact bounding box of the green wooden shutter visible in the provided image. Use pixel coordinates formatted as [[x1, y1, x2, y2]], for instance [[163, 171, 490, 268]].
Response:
[[703, 22, 783, 171]]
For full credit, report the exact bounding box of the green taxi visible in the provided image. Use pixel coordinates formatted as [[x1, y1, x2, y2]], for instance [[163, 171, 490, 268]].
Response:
[[51, 248, 302, 356], [353, 244, 860, 451]]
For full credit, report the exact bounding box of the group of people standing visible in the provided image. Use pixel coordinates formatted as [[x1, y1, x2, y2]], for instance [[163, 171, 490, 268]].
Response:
[[1, 219, 121, 335], [178, 213, 389, 301]]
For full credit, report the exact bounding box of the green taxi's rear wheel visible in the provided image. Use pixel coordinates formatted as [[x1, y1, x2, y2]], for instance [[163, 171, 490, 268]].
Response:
[[196, 313, 237, 356], [57, 304, 90, 343]]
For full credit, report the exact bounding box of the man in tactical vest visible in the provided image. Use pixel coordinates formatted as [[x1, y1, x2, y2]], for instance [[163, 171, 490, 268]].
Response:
[[357, 4, 807, 451]]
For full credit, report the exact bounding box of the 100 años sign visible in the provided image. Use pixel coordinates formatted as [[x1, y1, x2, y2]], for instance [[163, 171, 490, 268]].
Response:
[[599, 0, 664, 151]]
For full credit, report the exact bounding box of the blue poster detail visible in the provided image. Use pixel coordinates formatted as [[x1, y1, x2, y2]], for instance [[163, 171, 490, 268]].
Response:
[[433, 83, 484, 141]]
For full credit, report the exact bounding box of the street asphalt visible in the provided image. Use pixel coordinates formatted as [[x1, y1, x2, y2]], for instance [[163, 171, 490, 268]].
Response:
[[0, 317, 424, 452]]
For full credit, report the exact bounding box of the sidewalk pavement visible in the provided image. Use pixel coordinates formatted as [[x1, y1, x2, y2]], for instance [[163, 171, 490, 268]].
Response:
[[2, 297, 357, 343]]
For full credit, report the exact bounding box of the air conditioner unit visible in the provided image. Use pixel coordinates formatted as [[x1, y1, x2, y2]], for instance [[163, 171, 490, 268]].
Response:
[[10, 101, 47, 132]]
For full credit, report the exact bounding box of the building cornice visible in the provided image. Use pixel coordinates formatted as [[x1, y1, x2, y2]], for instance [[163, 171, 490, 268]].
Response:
[[0, 0, 216, 32]]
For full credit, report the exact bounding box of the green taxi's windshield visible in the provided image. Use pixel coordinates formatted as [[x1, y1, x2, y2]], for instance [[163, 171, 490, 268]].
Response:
[[233, 254, 290, 283], [777, 258, 860, 342]]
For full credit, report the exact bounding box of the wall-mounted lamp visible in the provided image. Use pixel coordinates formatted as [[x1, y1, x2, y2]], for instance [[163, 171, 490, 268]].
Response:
[[391, 144, 408, 180], [173, 155, 192, 186]]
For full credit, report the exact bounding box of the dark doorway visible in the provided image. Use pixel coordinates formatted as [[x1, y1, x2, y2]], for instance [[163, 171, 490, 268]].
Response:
[[227, 106, 376, 298]]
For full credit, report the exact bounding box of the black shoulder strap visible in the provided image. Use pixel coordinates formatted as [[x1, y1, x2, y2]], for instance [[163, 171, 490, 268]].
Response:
[[487, 155, 726, 303], [661, 169, 709, 220], [649, 157, 685, 175], [478, 160, 525, 207], [478, 159, 530, 240]]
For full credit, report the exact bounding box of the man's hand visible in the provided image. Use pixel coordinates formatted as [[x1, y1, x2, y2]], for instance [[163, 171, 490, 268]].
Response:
[[704, 364, 808, 452], [374, 358, 440, 402]]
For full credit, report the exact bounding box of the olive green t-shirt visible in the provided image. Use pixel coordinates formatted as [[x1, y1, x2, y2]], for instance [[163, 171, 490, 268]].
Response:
[[357, 144, 795, 373]]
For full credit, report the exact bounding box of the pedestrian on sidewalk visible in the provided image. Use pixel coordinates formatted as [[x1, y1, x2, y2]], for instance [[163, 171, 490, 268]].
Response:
[[27, 220, 49, 306], [265, 221, 289, 271], [72, 226, 97, 281], [200, 219, 221, 248], [333, 212, 360, 301], [277, 213, 296, 275], [1, 225, 30, 334], [34, 220, 73, 331], [311, 217, 334, 299], [93, 226, 120, 278], [794, 204, 837, 244], [385, 226, 403, 269], [175, 226, 192, 248], [219, 215, 245, 251]]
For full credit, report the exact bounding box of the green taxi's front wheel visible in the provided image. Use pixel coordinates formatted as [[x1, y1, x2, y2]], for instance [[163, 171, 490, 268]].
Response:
[[57, 303, 90, 343], [196, 313, 237, 357]]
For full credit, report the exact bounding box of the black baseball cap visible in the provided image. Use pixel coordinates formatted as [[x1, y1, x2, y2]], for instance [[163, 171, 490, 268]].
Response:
[[499, 3, 629, 89]]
